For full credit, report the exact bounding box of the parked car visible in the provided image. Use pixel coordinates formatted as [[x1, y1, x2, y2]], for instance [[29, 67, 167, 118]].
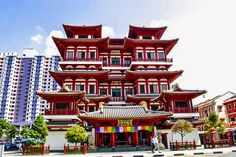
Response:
[[4, 143, 19, 151]]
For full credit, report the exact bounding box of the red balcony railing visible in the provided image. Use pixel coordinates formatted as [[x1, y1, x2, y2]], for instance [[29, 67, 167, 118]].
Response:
[[173, 107, 193, 113], [132, 58, 173, 62], [44, 109, 78, 115], [111, 97, 125, 101]]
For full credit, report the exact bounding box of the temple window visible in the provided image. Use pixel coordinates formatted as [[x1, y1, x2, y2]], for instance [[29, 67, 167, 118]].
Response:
[[161, 84, 168, 91], [100, 88, 107, 95], [89, 50, 96, 59], [65, 84, 72, 90], [89, 84, 95, 94], [142, 36, 152, 40], [111, 57, 120, 65], [56, 103, 69, 109], [67, 51, 74, 60], [76, 84, 84, 92], [137, 51, 143, 60], [78, 35, 88, 38], [229, 104, 232, 110], [175, 101, 188, 108], [112, 88, 121, 97], [77, 50, 86, 59], [124, 58, 131, 66], [149, 84, 157, 93], [234, 103, 236, 109], [103, 58, 107, 65], [146, 50, 155, 60], [139, 84, 145, 93], [158, 52, 165, 60]]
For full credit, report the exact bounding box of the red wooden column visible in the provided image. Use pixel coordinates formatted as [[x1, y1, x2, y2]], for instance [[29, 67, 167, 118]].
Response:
[[134, 131, 139, 146], [101, 133, 104, 146], [111, 133, 116, 147], [95, 133, 100, 147], [143, 47, 146, 60], [121, 82, 125, 99], [145, 79, 149, 94], [155, 47, 158, 60], [86, 47, 89, 60], [96, 80, 99, 95], [50, 101, 53, 114]]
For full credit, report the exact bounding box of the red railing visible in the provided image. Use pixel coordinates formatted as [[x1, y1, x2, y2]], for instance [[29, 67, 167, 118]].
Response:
[[111, 97, 125, 101], [102, 63, 130, 67], [204, 139, 232, 148], [44, 109, 78, 115], [66, 58, 102, 62], [22, 145, 50, 155], [170, 140, 196, 151], [63, 145, 95, 154], [173, 107, 193, 113], [132, 58, 173, 62]]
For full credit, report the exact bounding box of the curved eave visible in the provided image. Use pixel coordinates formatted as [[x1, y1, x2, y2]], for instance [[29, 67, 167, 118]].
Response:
[[63, 24, 102, 38], [124, 38, 178, 54], [87, 95, 111, 103], [52, 37, 109, 58], [79, 114, 171, 121], [151, 90, 207, 102], [128, 25, 167, 39], [126, 95, 155, 103], [50, 71, 109, 86], [125, 70, 183, 83], [36, 91, 85, 101]]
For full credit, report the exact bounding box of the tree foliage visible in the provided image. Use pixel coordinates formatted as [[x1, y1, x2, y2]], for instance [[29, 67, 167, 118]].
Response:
[[20, 115, 48, 145], [204, 112, 225, 134], [0, 119, 17, 138], [65, 125, 88, 145], [172, 120, 194, 142]]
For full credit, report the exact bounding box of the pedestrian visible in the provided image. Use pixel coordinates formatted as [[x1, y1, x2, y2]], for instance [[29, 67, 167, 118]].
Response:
[[151, 135, 161, 153]]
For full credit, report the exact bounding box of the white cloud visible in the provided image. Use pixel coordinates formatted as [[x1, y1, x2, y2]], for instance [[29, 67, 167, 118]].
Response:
[[149, 0, 236, 104], [22, 48, 39, 57], [102, 26, 115, 37], [44, 30, 64, 56], [30, 34, 44, 44], [36, 25, 44, 32]]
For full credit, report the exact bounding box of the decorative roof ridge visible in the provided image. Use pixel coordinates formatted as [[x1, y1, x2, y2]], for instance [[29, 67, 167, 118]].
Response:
[[129, 25, 167, 30], [52, 36, 109, 41]]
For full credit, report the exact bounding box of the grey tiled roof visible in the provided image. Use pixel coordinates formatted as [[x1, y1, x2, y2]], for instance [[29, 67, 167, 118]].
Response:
[[80, 106, 172, 119]]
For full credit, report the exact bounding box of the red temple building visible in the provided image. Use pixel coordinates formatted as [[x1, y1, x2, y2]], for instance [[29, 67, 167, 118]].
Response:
[[37, 24, 206, 151]]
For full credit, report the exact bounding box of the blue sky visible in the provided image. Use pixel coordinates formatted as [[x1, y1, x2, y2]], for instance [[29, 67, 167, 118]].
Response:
[[1, 0, 236, 103], [0, 0, 197, 52]]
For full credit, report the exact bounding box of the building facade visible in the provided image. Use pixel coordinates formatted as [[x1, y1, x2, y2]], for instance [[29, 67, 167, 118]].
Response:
[[195, 91, 235, 123], [0, 51, 60, 125], [37, 24, 206, 150]]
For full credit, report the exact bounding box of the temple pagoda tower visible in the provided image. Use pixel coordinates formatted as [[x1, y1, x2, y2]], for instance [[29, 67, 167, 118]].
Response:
[[37, 24, 206, 151]]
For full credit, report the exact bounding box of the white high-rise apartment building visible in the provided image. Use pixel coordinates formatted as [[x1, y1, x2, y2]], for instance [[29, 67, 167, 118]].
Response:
[[0, 50, 61, 125]]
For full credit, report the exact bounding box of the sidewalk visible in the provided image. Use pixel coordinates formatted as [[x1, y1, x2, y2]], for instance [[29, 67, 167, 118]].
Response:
[[4, 146, 236, 157]]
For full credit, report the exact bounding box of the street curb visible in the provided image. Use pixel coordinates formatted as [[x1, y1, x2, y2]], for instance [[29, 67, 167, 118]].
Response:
[[133, 155, 144, 157], [153, 154, 164, 157]]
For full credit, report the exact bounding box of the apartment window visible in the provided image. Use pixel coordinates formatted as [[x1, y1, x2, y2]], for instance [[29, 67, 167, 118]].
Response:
[[161, 84, 168, 91], [100, 89, 107, 95], [111, 57, 120, 65], [158, 52, 165, 59], [67, 51, 74, 60], [77, 50, 86, 59], [139, 85, 145, 93], [234, 103, 236, 109], [76, 85, 84, 92], [147, 51, 155, 60], [217, 106, 222, 112], [112, 88, 121, 97], [90, 51, 96, 59], [89, 85, 95, 94], [149, 85, 157, 93], [175, 101, 188, 108], [137, 52, 143, 59]]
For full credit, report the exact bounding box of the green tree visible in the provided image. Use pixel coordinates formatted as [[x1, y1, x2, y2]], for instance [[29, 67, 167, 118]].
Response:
[[30, 115, 48, 144], [204, 112, 225, 134], [0, 119, 10, 137], [65, 125, 88, 146], [172, 120, 194, 143]]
